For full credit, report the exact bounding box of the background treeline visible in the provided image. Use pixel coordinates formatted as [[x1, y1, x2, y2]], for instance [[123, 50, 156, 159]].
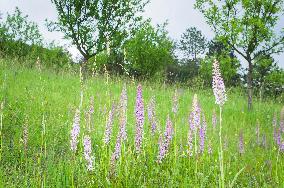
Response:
[[0, 8, 72, 69], [0, 4, 283, 102]]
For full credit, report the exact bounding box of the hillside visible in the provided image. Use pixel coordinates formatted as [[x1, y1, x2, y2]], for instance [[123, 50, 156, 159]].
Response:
[[0, 58, 283, 187]]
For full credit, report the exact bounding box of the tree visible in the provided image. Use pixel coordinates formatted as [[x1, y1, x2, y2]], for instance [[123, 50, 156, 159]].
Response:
[[50, 0, 148, 67], [166, 59, 199, 83], [195, 0, 284, 110], [124, 21, 174, 78], [0, 11, 5, 39], [252, 55, 282, 100], [179, 27, 207, 62], [199, 55, 240, 87], [2, 7, 43, 45]]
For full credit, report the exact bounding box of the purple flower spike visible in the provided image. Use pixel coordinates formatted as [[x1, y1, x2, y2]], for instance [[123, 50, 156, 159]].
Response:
[[104, 104, 115, 145], [212, 59, 227, 106], [191, 94, 201, 130], [83, 135, 94, 171], [157, 115, 173, 163], [112, 134, 122, 162], [70, 109, 80, 152], [199, 114, 207, 154], [119, 84, 128, 141], [135, 84, 144, 153], [187, 129, 193, 157], [148, 96, 157, 135]]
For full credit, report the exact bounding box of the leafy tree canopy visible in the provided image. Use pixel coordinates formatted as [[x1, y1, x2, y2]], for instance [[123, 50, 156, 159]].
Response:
[[1, 7, 43, 45], [179, 27, 207, 61], [124, 21, 174, 78], [195, 0, 284, 110], [49, 0, 149, 61]]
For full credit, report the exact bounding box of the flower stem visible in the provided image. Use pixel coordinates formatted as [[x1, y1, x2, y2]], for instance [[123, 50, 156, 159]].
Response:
[[219, 106, 224, 188]]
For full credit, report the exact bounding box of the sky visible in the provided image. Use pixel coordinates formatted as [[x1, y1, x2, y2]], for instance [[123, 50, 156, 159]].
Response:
[[0, 0, 283, 68]]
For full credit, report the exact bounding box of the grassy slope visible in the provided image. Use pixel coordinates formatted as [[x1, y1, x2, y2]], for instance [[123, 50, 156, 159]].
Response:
[[0, 58, 283, 187]]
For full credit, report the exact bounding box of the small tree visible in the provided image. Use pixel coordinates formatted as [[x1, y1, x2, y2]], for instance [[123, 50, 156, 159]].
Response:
[[50, 0, 148, 66], [199, 55, 240, 87], [3, 7, 43, 45], [179, 27, 207, 62], [124, 22, 174, 78], [195, 0, 284, 110], [252, 55, 283, 100]]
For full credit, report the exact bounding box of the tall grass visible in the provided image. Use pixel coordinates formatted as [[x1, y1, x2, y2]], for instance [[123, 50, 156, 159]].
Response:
[[0, 58, 283, 187]]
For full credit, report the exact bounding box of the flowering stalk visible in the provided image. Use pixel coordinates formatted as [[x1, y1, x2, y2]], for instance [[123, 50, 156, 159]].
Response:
[[172, 89, 178, 115], [239, 131, 244, 155], [157, 115, 173, 163], [104, 104, 115, 145], [119, 84, 128, 141], [212, 59, 227, 188], [172, 89, 179, 164], [83, 135, 94, 171], [199, 114, 207, 154], [191, 94, 201, 156], [208, 140, 213, 155], [70, 109, 80, 152], [135, 84, 144, 153], [187, 112, 194, 157], [110, 123, 123, 176], [148, 96, 157, 135], [87, 96, 94, 131], [79, 66, 84, 110]]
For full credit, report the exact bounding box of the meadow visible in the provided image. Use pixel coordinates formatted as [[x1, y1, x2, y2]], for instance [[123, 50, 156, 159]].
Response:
[[0, 58, 283, 187]]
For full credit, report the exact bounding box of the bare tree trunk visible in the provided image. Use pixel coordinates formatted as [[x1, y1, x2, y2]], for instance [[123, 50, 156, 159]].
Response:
[[247, 59, 253, 111]]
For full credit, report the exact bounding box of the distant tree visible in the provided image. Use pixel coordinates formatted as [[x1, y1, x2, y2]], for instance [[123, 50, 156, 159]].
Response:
[[195, 0, 284, 110], [264, 68, 284, 101], [2, 7, 43, 45], [207, 39, 234, 58], [252, 55, 282, 99], [50, 0, 148, 68], [199, 55, 241, 87], [166, 59, 199, 83], [0, 11, 5, 39], [124, 22, 174, 78], [179, 27, 207, 62]]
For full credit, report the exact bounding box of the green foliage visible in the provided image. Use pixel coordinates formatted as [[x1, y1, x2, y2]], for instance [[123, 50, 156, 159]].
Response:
[[1, 58, 284, 187], [166, 60, 199, 83], [253, 55, 284, 101], [0, 8, 71, 69], [199, 56, 241, 87], [0, 40, 72, 69], [2, 7, 43, 45], [195, 0, 284, 60], [179, 27, 207, 61], [50, 0, 148, 60], [124, 22, 174, 78], [195, 0, 284, 109]]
